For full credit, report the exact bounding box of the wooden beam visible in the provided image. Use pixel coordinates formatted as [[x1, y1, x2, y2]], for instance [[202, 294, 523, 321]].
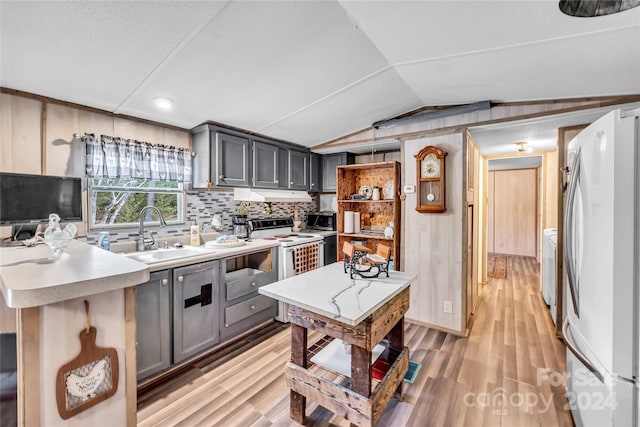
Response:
[[17, 307, 40, 427], [125, 287, 137, 427], [289, 324, 307, 424]]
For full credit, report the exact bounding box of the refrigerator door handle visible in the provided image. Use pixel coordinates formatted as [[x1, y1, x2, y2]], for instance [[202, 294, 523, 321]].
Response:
[[563, 148, 582, 317], [562, 317, 604, 383]]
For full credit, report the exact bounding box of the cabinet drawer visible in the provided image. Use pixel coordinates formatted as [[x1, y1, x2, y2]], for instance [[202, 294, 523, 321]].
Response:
[[224, 294, 275, 327], [225, 268, 277, 301]]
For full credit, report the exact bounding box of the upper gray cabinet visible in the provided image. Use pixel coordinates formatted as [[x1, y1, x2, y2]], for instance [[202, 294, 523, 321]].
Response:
[[309, 153, 322, 193], [322, 152, 355, 192], [216, 133, 251, 187], [252, 141, 279, 188], [192, 124, 316, 191], [191, 125, 251, 188], [288, 149, 308, 190]]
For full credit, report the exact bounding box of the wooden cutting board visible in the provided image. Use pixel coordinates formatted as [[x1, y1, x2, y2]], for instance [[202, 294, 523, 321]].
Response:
[[56, 326, 119, 419]]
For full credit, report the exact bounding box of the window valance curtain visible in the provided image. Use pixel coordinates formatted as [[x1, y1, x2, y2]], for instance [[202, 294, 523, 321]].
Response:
[[84, 133, 192, 182]]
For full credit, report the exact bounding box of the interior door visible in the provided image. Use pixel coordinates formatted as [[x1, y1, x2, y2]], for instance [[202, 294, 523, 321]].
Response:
[[490, 168, 538, 257]]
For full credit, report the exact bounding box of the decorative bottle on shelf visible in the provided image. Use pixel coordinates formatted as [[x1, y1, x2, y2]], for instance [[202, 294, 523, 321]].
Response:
[[372, 186, 380, 201]]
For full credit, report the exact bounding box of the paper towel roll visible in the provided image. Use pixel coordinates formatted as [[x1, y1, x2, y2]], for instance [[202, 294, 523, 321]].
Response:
[[354, 212, 361, 233], [344, 211, 354, 233]]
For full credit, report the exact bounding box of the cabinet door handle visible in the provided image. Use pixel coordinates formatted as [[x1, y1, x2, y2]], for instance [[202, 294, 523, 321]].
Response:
[[251, 282, 256, 287], [311, 183, 315, 187], [219, 175, 225, 180], [161, 279, 168, 286], [290, 181, 294, 185], [275, 180, 279, 184], [177, 276, 184, 283], [250, 305, 256, 310]]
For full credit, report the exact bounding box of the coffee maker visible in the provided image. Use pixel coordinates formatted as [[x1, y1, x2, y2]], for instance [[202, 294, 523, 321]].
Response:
[[232, 214, 252, 239]]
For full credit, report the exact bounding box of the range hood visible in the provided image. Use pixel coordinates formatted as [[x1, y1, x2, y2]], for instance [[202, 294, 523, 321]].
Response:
[[233, 188, 312, 203]]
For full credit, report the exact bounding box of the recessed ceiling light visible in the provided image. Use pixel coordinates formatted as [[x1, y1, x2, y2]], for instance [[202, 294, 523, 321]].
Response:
[[153, 97, 174, 111]]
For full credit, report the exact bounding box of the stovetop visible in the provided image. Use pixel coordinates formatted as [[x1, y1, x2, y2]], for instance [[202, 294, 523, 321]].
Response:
[[249, 217, 323, 247]]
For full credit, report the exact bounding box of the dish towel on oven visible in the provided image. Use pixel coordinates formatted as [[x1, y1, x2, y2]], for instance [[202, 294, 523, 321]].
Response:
[[294, 242, 320, 275]]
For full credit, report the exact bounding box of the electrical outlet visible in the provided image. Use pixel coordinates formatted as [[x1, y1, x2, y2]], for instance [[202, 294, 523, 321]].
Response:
[[443, 300, 453, 314]]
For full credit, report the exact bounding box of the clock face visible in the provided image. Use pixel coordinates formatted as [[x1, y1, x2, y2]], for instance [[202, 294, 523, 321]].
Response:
[[421, 153, 440, 178]]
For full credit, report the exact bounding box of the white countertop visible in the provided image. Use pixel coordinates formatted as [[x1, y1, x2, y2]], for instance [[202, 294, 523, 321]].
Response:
[[137, 239, 281, 272], [259, 263, 415, 326], [0, 240, 149, 308]]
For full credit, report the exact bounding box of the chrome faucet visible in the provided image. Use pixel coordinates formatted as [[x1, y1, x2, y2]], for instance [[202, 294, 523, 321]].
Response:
[[136, 206, 167, 251]]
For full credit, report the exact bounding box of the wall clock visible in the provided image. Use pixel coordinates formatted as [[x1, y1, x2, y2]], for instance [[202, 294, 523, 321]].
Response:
[[414, 145, 447, 213]]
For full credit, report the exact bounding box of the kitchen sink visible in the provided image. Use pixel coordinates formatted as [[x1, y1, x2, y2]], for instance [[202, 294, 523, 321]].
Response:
[[123, 246, 213, 264]]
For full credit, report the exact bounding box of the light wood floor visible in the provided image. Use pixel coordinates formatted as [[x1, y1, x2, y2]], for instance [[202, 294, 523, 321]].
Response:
[[137, 256, 573, 426]]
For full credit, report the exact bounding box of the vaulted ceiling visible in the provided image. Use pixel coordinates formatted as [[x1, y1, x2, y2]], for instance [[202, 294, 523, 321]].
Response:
[[2, 1, 639, 149]]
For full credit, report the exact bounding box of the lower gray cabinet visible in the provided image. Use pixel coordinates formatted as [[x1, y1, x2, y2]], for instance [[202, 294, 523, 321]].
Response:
[[173, 261, 220, 364], [220, 248, 278, 339], [136, 270, 171, 381]]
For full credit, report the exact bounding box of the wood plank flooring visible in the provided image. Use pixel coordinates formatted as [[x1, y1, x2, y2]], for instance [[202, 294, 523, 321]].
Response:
[[137, 256, 573, 426]]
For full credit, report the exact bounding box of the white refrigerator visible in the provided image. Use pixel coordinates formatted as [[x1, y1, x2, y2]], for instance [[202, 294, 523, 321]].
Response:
[[562, 108, 639, 426]]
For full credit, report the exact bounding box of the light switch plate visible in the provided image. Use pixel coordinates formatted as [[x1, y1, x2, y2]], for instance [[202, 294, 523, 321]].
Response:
[[403, 185, 415, 194]]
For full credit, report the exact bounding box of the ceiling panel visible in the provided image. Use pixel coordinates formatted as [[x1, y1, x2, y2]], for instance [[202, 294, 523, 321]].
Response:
[[118, 1, 391, 134], [395, 26, 640, 106], [258, 67, 421, 145], [1, 1, 638, 151], [340, 0, 640, 63], [0, 1, 221, 111]]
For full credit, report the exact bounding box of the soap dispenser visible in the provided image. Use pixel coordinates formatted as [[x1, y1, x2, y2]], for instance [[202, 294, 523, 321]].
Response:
[[190, 221, 200, 246]]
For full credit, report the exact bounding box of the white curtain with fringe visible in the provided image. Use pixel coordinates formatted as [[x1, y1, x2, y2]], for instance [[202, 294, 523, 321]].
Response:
[[84, 133, 192, 182]]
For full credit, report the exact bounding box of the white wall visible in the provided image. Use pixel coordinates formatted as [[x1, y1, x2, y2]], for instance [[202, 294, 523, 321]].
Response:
[[403, 133, 464, 333]]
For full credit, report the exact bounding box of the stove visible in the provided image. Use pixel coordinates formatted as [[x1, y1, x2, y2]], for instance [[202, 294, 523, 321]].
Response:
[[250, 217, 325, 322]]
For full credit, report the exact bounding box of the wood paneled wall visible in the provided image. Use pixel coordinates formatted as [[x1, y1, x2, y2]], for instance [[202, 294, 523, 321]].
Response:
[[403, 133, 464, 334], [0, 91, 191, 333], [488, 168, 538, 257]]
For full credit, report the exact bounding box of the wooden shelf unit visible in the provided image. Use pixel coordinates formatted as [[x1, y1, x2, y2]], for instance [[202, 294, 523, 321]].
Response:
[[336, 161, 401, 269]]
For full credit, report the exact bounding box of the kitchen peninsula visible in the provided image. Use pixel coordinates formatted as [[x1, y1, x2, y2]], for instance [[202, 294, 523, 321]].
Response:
[[259, 263, 416, 426], [0, 239, 149, 426]]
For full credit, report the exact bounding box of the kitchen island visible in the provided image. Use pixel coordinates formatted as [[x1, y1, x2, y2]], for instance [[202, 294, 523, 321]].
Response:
[[259, 263, 416, 426]]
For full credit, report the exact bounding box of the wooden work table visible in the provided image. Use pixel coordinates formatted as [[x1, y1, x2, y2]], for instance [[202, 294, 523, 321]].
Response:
[[259, 263, 416, 426]]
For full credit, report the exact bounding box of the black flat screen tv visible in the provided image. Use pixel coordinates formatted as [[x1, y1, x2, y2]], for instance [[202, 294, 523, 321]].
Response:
[[0, 172, 83, 227]]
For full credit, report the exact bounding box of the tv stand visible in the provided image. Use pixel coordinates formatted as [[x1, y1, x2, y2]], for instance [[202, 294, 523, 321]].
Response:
[[11, 224, 39, 241]]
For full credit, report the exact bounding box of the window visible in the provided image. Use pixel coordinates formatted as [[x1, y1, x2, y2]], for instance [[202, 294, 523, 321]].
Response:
[[89, 178, 184, 229]]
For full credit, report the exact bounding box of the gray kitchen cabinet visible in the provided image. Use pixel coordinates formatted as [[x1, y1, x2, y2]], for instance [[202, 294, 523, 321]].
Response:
[[322, 152, 355, 192], [173, 261, 220, 364], [220, 248, 278, 340], [252, 141, 279, 188], [288, 149, 309, 190], [216, 133, 251, 187], [277, 147, 289, 189], [136, 270, 171, 381], [309, 152, 322, 192], [191, 125, 251, 188]]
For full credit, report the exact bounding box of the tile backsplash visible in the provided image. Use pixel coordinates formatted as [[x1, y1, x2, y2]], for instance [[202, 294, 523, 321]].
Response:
[[85, 190, 319, 244]]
